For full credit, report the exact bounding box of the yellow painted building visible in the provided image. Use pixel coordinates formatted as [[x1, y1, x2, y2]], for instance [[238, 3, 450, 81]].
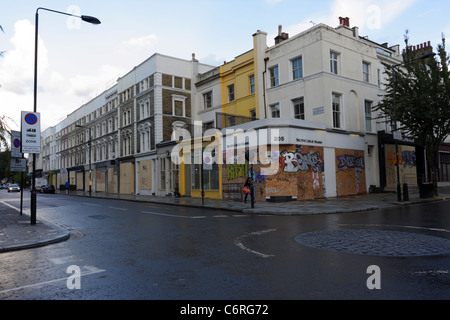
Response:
[[179, 49, 259, 200], [220, 49, 259, 123]]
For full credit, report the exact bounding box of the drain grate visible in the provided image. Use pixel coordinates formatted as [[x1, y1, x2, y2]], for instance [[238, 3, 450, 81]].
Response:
[[295, 229, 450, 257]]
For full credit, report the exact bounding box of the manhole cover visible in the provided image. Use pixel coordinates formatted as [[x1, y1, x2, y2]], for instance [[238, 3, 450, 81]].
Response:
[[295, 229, 450, 257]]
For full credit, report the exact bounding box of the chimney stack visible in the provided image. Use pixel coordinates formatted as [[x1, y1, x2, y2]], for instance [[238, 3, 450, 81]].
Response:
[[339, 17, 350, 27], [274, 24, 289, 44]]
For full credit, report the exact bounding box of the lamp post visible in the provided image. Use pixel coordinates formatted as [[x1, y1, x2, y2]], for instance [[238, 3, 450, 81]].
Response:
[[31, 8, 100, 225], [391, 51, 436, 202]]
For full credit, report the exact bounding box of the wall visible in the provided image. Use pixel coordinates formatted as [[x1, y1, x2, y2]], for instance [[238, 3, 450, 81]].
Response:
[[119, 162, 135, 194], [335, 148, 366, 196], [138, 159, 153, 193]]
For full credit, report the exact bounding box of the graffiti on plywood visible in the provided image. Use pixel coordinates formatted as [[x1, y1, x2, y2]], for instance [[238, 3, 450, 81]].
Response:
[[280, 150, 324, 173], [387, 151, 416, 167], [337, 155, 365, 169]]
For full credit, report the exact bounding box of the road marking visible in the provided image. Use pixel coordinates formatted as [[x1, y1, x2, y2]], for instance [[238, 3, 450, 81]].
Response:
[[108, 206, 128, 211], [141, 211, 206, 219], [234, 229, 276, 258], [83, 202, 101, 206], [49, 255, 80, 265], [0, 200, 20, 211], [412, 270, 449, 275], [339, 224, 450, 233], [0, 266, 105, 295]]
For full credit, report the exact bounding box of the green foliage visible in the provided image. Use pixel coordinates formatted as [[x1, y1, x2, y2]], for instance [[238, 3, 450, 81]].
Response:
[[0, 115, 11, 150], [375, 35, 450, 188]]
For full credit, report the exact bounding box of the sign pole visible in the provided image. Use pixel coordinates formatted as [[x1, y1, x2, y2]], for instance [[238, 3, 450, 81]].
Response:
[[21, 111, 41, 225]]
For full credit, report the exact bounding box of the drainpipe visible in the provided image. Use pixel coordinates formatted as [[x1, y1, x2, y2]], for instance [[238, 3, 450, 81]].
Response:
[[263, 57, 269, 119]]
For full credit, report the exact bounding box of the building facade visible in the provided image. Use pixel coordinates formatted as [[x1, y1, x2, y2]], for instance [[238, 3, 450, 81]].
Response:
[[37, 17, 428, 201]]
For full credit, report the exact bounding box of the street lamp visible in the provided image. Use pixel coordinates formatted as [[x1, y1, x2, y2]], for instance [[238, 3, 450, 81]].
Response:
[[391, 51, 436, 202], [31, 7, 100, 225]]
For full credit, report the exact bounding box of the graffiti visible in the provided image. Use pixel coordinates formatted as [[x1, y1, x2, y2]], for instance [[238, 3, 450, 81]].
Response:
[[337, 155, 365, 169], [226, 163, 266, 186], [280, 150, 324, 173], [313, 172, 320, 189], [402, 151, 416, 167], [252, 170, 267, 186], [387, 151, 416, 167], [227, 163, 248, 181]]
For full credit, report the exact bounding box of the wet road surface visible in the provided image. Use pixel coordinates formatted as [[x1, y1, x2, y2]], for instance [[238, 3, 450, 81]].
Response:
[[0, 191, 449, 300]]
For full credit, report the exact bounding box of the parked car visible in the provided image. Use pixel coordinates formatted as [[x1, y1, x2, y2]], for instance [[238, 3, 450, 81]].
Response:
[[40, 184, 55, 194], [7, 184, 20, 192], [0, 184, 6, 189]]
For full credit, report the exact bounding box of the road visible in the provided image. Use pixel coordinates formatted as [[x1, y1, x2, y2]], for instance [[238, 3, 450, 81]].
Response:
[[0, 190, 449, 302]]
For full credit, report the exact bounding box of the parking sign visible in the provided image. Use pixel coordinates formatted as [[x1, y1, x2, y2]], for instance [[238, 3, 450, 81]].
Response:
[[10, 130, 22, 158], [21, 111, 41, 154]]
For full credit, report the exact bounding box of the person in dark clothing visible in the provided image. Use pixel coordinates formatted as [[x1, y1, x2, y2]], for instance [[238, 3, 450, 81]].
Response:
[[243, 177, 253, 203]]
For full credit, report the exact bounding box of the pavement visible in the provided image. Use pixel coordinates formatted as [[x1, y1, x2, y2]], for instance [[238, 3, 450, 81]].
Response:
[[1, 184, 449, 253]]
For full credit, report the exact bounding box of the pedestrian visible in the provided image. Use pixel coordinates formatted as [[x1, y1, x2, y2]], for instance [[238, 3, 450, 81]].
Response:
[[65, 180, 69, 194], [243, 177, 253, 203]]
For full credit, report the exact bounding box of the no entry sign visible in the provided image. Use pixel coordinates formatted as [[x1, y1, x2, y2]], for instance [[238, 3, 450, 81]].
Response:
[[21, 111, 41, 154]]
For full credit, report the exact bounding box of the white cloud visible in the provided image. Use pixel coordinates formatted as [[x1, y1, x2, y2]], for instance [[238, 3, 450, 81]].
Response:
[[329, 0, 417, 33], [0, 19, 125, 131], [121, 34, 158, 49], [0, 20, 48, 95], [267, 0, 417, 47]]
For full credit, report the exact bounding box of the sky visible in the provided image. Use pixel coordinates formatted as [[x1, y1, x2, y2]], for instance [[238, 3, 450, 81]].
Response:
[[1, 0, 449, 134]]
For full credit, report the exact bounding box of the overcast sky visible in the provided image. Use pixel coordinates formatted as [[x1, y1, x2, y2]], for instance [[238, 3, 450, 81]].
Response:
[[1, 0, 449, 133]]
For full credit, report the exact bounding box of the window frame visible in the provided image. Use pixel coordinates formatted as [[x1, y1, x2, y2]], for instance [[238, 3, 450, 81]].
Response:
[[292, 97, 305, 120], [227, 84, 235, 102], [249, 75, 255, 94], [330, 51, 339, 75], [365, 100, 373, 132], [292, 56, 303, 80], [270, 103, 280, 118], [269, 65, 279, 87], [363, 61, 371, 83], [332, 93, 342, 129]]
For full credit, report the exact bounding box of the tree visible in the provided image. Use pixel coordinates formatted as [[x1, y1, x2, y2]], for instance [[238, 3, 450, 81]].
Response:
[[0, 24, 10, 149], [375, 35, 450, 195], [0, 116, 11, 151]]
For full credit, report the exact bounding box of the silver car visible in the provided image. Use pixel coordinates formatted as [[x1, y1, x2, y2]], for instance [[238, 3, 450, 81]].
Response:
[[7, 184, 20, 192]]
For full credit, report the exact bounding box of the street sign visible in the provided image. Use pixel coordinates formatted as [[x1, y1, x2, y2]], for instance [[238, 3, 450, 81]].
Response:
[[10, 158, 27, 172], [10, 130, 22, 158], [203, 152, 212, 170], [21, 111, 41, 154]]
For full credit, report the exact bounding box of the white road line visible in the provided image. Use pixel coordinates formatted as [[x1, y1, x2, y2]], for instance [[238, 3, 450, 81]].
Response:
[[141, 211, 206, 219], [0, 266, 105, 295], [108, 207, 128, 211], [234, 229, 276, 258], [339, 224, 450, 233], [0, 200, 20, 212], [83, 202, 101, 206], [49, 255, 81, 265]]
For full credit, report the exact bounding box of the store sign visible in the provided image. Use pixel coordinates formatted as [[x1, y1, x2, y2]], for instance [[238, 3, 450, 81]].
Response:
[[21, 111, 41, 154]]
